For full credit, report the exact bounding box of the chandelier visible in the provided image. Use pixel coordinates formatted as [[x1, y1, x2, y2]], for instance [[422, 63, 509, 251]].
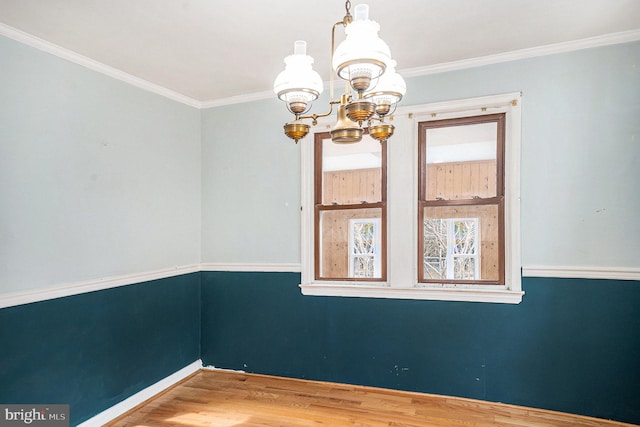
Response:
[[274, 1, 406, 144]]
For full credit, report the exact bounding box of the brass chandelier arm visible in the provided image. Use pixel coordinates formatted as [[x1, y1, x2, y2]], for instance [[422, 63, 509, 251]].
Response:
[[297, 100, 341, 125], [330, 21, 344, 103]]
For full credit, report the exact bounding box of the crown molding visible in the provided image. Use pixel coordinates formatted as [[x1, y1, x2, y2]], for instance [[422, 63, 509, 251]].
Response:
[[2, 24, 639, 109], [0, 23, 203, 109], [199, 90, 274, 109], [400, 29, 640, 78], [203, 29, 640, 108]]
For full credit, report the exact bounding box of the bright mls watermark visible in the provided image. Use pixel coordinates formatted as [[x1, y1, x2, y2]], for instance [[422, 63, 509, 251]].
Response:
[[0, 405, 68, 427]]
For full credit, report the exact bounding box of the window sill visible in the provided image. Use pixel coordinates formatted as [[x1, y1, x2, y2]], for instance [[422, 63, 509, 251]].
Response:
[[300, 283, 524, 304]]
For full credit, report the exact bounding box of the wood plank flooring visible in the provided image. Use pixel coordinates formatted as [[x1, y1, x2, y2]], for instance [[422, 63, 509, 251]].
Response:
[[106, 370, 637, 427]]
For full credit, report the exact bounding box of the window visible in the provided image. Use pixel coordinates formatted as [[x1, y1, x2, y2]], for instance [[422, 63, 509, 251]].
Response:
[[424, 218, 479, 280], [349, 218, 382, 278], [300, 93, 523, 303], [314, 132, 386, 282], [418, 114, 505, 286]]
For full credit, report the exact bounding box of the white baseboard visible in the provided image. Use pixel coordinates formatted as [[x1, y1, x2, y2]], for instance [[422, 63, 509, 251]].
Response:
[[76, 360, 202, 427], [202, 365, 246, 373]]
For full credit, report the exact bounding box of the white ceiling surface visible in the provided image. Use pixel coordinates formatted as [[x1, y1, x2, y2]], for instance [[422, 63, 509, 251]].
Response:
[[1, 0, 640, 105]]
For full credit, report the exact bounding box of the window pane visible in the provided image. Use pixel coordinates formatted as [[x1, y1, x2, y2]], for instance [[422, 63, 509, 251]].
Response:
[[453, 219, 476, 255], [322, 134, 382, 205], [319, 208, 382, 279], [352, 256, 375, 278], [425, 122, 497, 200], [352, 222, 375, 255], [422, 204, 500, 281], [454, 257, 476, 280], [424, 218, 448, 279]]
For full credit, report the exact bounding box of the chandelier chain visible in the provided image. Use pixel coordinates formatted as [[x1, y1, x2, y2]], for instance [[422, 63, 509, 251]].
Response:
[[343, 1, 352, 25]]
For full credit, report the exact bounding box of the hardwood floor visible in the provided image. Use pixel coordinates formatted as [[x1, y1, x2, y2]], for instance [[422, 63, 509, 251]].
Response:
[[106, 370, 636, 427]]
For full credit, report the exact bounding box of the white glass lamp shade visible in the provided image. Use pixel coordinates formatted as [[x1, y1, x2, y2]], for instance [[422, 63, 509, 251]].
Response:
[[332, 4, 392, 93], [274, 41, 324, 115], [364, 59, 406, 116]]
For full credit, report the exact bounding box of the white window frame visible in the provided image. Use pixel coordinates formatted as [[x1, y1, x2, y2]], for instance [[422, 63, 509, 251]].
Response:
[[300, 92, 523, 304], [348, 218, 382, 278]]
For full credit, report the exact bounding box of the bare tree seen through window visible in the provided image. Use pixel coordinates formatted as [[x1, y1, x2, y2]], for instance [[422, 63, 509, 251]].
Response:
[[424, 218, 478, 280]]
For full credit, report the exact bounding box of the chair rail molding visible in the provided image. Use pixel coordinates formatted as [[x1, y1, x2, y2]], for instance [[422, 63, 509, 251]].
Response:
[[3, 264, 637, 310], [522, 265, 640, 281]]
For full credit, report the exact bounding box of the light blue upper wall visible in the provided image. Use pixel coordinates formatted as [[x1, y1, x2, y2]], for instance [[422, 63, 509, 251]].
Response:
[[201, 41, 640, 268], [0, 36, 202, 294], [201, 99, 301, 263], [401, 41, 640, 268], [3, 36, 636, 290]]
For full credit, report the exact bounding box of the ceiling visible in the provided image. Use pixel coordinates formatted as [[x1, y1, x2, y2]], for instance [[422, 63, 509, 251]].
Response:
[[1, 0, 639, 105]]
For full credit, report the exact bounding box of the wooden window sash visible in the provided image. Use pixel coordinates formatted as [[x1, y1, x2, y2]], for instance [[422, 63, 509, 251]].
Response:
[[417, 114, 506, 285], [314, 132, 387, 282]]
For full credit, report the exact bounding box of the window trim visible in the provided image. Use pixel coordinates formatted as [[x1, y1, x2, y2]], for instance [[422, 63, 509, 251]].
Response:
[[300, 92, 523, 303]]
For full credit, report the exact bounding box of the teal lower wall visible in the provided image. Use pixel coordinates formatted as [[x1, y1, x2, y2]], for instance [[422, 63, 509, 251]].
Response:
[[201, 271, 640, 424], [0, 273, 201, 426], [2, 271, 638, 425]]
